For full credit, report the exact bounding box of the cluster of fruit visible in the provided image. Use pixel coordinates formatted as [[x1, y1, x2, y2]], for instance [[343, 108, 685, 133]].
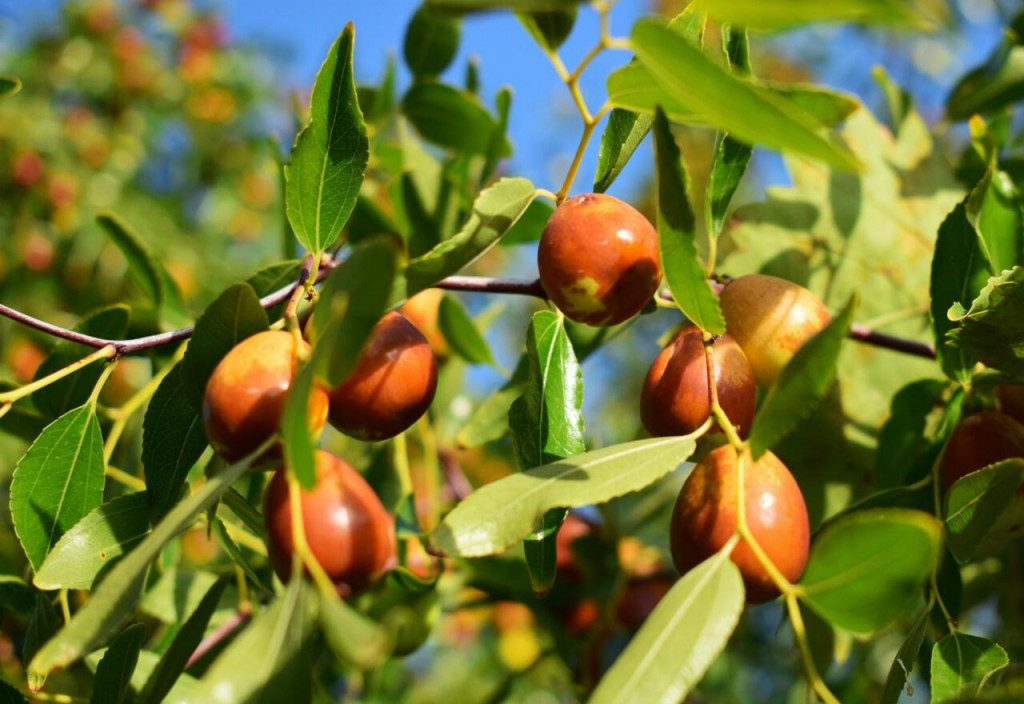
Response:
[[201, 190, 1024, 613], [539, 192, 828, 603], [201, 309, 439, 596]]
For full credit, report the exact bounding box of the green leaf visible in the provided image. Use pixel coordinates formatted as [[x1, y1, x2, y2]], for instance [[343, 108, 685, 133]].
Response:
[[137, 577, 228, 704], [690, 0, 944, 31], [429, 436, 697, 557], [480, 87, 513, 188], [944, 459, 1024, 563], [0, 681, 27, 704], [0, 575, 34, 613], [508, 312, 585, 594], [179, 283, 269, 410], [214, 519, 273, 594], [456, 355, 529, 448], [621, 21, 860, 170], [318, 591, 393, 670], [191, 577, 317, 704], [875, 379, 947, 488], [593, 109, 653, 193], [310, 238, 400, 386], [139, 568, 219, 625], [246, 260, 303, 319], [948, 267, 1024, 376], [402, 82, 510, 156], [282, 360, 319, 490], [402, 172, 442, 257], [590, 551, 743, 704], [90, 623, 146, 704], [285, 23, 368, 253], [438, 295, 495, 365], [34, 493, 150, 591], [32, 305, 129, 418], [23, 594, 59, 670], [500, 198, 553, 245], [97, 212, 164, 308], [931, 199, 995, 381], [966, 169, 1023, 276], [800, 508, 943, 635], [402, 177, 535, 296], [652, 108, 725, 334], [404, 4, 461, 77], [0, 76, 21, 99], [948, 34, 1024, 122], [427, 0, 581, 11], [516, 8, 576, 51], [28, 447, 264, 680], [508, 311, 585, 470], [142, 364, 210, 520], [11, 405, 105, 571], [931, 634, 1009, 703], [608, 62, 858, 129], [880, 611, 929, 704], [749, 296, 856, 458]]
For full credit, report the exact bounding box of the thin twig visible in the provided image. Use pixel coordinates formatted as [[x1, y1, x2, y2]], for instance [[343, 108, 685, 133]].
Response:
[[185, 605, 252, 669], [0, 270, 937, 361]]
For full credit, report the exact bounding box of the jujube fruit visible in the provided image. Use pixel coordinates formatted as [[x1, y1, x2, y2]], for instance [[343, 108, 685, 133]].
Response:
[[401, 288, 449, 357], [537, 193, 661, 327], [615, 575, 673, 630], [263, 450, 396, 596], [997, 385, 1024, 426], [202, 330, 328, 462], [670, 445, 810, 603], [641, 326, 756, 438], [327, 311, 438, 441], [940, 411, 1024, 490], [718, 274, 830, 387]]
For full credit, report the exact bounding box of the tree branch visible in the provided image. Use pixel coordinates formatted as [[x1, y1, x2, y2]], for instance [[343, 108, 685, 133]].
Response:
[[0, 265, 936, 360]]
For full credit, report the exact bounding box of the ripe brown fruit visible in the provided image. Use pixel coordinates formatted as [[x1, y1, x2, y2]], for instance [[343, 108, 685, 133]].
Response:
[[202, 330, 328, 462], [718, 274, 830, 387], [537, 193, 661, 326], [400, 288, 449, 357], [997, 385, 1024, 426], [615, 575, 673, 630], [641, 326, 756, 438], [263, 450, 396, 596], [670, 445, 809, 603], [327, 312, 438, 442], [940, 411, 1024, 489]]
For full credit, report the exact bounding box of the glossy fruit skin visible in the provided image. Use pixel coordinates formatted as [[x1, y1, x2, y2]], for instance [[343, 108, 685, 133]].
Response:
[[400, 288, 449, 357], [327, 312, 438, 442], [997, 385, 1024, 426], [641, 326, 756, 438], [203, 330, 328, 462], [670, 445, 810, 603], [941, 411, 1024, 489], [718, 275, 830, 387], [263, 450, 396, 596], [537, 193, 661, 327]]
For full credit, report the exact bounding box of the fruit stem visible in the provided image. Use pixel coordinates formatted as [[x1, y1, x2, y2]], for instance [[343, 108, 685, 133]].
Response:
[[786, 592, 840, 704], [704, 340, 748, 452], [0, 344, 116, 407], [104, 344, 187, 465], [416, 415, 443, 533], [87, 359, 118, 408], [286, 472, 342, 602], [733, 450, 797, 597], [928, 428, 958, 633], [105, 465, 146, 492], [58, 590, 71, 625]]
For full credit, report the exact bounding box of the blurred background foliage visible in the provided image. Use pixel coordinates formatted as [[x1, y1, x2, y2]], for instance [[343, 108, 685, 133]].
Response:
[[1, 1, 1023, 702]]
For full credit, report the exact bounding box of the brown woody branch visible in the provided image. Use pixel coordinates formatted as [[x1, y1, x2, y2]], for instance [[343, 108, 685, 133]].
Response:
[[0, 264, 936, 360]]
